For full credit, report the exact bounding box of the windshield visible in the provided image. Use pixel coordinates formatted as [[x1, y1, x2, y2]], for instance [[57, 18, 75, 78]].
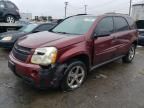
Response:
[[19, 24, 38, 33], [52, 16, 97, 35]]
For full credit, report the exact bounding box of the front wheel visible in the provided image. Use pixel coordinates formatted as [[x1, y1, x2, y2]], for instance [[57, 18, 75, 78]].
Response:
[[61, 60, 87, 91], [122, 44, 136, 63], [5, 15, 15, 23]]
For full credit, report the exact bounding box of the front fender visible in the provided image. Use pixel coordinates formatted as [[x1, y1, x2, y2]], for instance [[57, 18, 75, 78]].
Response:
[[57, 41, 91, 64]]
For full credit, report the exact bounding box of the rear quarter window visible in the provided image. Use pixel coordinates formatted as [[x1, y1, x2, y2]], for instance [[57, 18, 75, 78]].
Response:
[[114, 17, 129, 32], [126, 17, 137, 29]]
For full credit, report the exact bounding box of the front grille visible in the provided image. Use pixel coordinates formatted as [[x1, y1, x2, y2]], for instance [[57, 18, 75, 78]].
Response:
[[12, 44, 32, 62]]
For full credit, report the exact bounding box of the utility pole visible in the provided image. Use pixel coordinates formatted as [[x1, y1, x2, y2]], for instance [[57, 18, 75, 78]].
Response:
[[129, 0, 132, 15], [84, 5, 87, 14], [64, 2, 68, 18]]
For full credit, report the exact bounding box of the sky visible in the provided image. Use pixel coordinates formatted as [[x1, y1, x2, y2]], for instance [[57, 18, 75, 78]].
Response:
[[11, 0, 143, 19]]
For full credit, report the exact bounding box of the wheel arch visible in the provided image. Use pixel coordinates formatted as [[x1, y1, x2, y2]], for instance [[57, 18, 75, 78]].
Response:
[[60, 53, 91, 72], [132, 40, 138, 48]]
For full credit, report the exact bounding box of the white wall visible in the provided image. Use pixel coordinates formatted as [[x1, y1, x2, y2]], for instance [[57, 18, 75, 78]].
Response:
[[20, 13, 32, 20], [132, 5, 144, 21]]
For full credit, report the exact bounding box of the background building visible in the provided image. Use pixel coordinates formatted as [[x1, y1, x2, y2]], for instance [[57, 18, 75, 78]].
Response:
[[132, 1, 144, 21], [20, 13, 32, 20], [132, 1, 144, 29]]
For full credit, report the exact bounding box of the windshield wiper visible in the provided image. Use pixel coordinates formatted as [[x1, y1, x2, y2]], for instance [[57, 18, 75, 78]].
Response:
[[53, 31, 68, 34], [52, 31, 81, 35]]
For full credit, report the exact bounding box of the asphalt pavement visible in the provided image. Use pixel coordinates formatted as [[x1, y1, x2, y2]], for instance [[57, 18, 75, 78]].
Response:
[[0, 47, 144, 108]]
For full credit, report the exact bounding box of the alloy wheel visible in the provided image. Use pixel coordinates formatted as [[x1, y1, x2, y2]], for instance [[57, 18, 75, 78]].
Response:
[[67, 65, 85, 89], [6, 16, 15, 23], [128, 46, 135, 60]]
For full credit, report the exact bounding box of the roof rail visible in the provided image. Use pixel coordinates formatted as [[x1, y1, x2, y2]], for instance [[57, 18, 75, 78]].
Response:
[[75, 14, 87, 16], [105, 12, 129, 15], [0, 0, 9, 1], [65, 14, 88, 19]]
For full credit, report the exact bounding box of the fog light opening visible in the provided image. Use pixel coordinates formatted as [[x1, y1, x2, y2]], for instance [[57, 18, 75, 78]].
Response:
[[31, 70, 38, 78]]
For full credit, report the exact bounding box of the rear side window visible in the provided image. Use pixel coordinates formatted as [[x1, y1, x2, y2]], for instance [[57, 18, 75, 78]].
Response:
[[95, 17, 114, 36], [6, 2, 16, 9], [114, 17, 129, 32]]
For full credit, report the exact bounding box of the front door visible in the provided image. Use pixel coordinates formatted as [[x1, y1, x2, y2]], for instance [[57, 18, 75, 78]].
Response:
[[93, 17, 117, 65]]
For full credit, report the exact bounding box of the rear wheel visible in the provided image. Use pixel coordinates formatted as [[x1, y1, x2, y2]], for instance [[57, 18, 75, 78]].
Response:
[[61, 60, 87, 91], [5, 15, 15, 23], [122, 44, 136, 63]]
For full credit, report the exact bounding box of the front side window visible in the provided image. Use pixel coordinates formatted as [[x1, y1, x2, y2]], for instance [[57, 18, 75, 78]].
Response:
[[95, 17, 114, 36], [114, 17, 129, 32], [52, 16, 96, 35], [19, 24, 39, 33]]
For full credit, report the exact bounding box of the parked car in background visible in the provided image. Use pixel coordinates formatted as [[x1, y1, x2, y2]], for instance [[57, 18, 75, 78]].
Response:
[[135, 20, 144, 46], [0, 23, 56, 48], [138, 29, 144, 46], [0, 0, 20, 23], [8, 14, 138, 91]]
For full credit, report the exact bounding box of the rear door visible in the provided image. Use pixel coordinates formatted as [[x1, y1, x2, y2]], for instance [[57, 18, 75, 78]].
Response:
[[113, 17, 132, 56], [93, 17, 117, 65]]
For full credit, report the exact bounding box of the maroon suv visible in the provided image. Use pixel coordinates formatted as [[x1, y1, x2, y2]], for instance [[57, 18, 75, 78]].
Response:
[[8, 13, 138, 91]]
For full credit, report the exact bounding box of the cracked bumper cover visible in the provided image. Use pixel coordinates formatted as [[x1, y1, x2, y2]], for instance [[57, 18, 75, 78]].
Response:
[[8, 53, 66, 89]]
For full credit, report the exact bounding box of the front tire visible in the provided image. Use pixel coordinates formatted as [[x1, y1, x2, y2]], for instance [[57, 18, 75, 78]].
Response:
[[122, 44, 136, 63], [61, 60, 87, 91]]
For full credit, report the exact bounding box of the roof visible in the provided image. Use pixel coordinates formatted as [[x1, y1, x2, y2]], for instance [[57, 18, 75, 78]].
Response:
[[133, 1, 144, 6], [67, 13, 130, 18]]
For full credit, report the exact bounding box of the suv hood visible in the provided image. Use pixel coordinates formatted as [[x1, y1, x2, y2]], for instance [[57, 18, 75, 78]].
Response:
[[18, 31, 85, 49]]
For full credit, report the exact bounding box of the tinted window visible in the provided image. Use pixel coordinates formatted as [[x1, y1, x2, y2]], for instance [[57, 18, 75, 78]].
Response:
[[6, 2, 16, 9], [95, 17, 114, 36], [0, 2, 5, 8], [35, 24, 55, 31], [52, 16, 96, 35], [114, 17, 129, 32]]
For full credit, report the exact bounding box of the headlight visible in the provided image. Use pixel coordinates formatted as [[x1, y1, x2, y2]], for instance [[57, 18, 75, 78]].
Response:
[[31, 47, 57, 66], [1, 36, 12, 41]]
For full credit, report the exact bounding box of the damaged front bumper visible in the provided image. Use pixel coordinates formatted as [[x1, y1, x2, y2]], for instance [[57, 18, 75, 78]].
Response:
[[8, 53, 66, 89]]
